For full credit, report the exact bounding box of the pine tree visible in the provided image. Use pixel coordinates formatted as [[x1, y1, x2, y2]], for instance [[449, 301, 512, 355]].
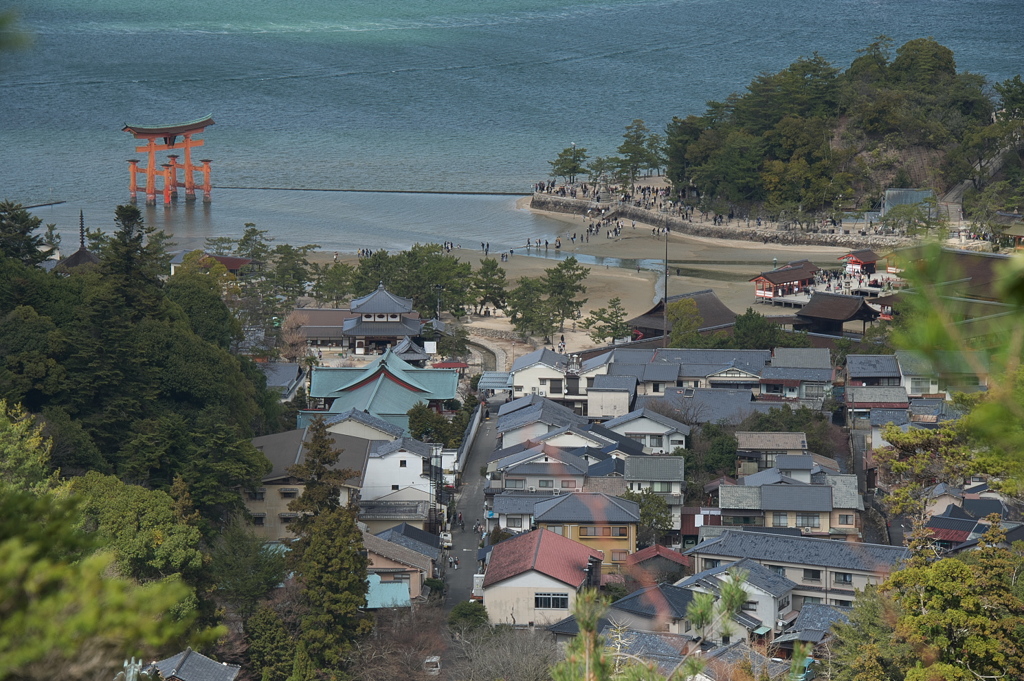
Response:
[[296, 506, 371, 678], [247, 606, 294, 681], [287, 416, 355, 543]]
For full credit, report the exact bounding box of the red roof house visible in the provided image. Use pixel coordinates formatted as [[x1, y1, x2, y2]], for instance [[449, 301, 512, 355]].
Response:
[[482, 529, 603, 626]]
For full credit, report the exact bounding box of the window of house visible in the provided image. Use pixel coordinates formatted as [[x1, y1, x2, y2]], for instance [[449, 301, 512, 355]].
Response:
[[507, 517, 523, 528], [778, 595, 790, 609], [252, 516, 265, 526], [391, 484, 399, 491], [741, 600, 758, 612], [538, 479, 554, 488], [548, 525, 563, 535], [611, 550, 629, 562], [762, 453, 776, 468], [804, 384, 825, 398], [802, 596, 822, 605], [613, 526, 628, 537], [703, 559, 720, 570], [764, 383, 783, 395], [723, 516, 763, 526], [721, 635, 730, 645], [767, 565, 786, 577], [834, 572, 853, 585], [909, 377, 931, 394], [627, 433, 645, 443], [539, 378, 547, 385], [830, 599, 852, 607], [796, 513, 820, 528], [651, 481, 672, 493], [587, 378, 595, 388], [535, 593, 569, 609], [505, 479, 525, 489], [649, 435, 664, 448], [513, 385, 523, 393], [652, 382, 663, 393], [549, 379, 563, 394], [247, 490, 265, 501], [561, 480, 576, 488], [772, 512, 788, 528], [399, 459, 407, 468], [803, 569, 821, 582], [281, 516, 295, 524], [279, 489, 298, 498], [838, 514, 853, 525]]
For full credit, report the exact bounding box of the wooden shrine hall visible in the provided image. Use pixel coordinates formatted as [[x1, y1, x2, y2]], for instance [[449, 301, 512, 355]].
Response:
[[123, 115, 214, 205], [793, 291, 879, 335]]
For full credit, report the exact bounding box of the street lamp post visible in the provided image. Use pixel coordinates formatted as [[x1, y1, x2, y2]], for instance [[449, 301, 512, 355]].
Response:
[[571, 142, 577, 184]]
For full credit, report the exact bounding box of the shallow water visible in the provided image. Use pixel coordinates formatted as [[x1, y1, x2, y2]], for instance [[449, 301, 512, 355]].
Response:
[[3, 0, 1020, 251]]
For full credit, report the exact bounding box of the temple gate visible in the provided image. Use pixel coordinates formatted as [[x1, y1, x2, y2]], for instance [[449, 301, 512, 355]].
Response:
[[123, 115, 214, 205]]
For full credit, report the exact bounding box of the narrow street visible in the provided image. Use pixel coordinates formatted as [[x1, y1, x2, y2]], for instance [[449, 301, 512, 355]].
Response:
[[443, 398, 498, 610]]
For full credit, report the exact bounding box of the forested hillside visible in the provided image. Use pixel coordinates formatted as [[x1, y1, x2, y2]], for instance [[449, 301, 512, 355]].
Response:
[[0, 205, 279, 524]]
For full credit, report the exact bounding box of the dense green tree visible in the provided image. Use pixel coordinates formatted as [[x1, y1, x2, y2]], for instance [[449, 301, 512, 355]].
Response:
[[0, 200, 46, 265], [271, 243, 318, 305], [210, 515, 286, 618], [666, 298, 704, 347], [616, 119, 656, 186], [471, 257, 508, 312], [580, 297, 630, 344], [549, 145, 589, 184], [730, 307, 809, 349], [247, 606, 295, 681], [621, 488, 671, 548], [309, 261, 354, 307], [166, 273, 240, 349], [506, 276, 558, 341], [447, 601, 489, 631], [889, 37, 957, 88], [287, 416, 354, 544], [543, 256, 589, 331], [436, 321, 471, 360], [68, 471, 205, 586], [0, 488, 212, 681], [296, 506, 370, 678], [0, 400, 56, 494], [664, 115, 707, 196]]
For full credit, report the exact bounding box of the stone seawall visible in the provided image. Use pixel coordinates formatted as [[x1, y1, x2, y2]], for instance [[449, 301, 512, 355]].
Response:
[[530, 194, 914, 251]]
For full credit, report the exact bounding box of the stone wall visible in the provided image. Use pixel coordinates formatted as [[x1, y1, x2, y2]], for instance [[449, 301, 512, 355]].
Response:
[[530, 194, 915, 251]]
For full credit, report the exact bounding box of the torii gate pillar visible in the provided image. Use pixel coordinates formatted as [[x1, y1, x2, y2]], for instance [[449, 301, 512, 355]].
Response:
[[122, 115, 215, 205]]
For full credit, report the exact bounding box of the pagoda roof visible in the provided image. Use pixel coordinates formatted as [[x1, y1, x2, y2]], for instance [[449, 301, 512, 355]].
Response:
[[122, 114, 215, 138], [350, 283, 414, 314]]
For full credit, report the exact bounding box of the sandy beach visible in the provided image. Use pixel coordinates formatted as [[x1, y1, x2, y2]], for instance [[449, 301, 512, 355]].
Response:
[[307, 187, 852, 358]]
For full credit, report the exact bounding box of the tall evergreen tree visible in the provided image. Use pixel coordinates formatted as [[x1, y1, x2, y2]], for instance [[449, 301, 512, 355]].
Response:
[[0, 200, 46, 265], [287, 417, 354, 543], [296, 506, 370, 678]]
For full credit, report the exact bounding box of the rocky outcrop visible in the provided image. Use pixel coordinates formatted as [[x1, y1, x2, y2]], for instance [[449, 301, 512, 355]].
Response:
[[530, 194, 915, 251]]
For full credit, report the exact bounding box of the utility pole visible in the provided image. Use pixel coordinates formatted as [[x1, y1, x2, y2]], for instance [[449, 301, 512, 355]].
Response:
[[662, 226, 669, 347]]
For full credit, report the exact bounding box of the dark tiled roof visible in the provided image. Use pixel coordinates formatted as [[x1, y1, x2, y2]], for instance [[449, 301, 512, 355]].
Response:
[[375, 523, 441, 561], [588, 374, 639, 392], [547, 615, 610, 636], [846, 354, 901, 378], [342, 316, 423, 337], [686, 530, 909, 573], [324, 408, 406, 438], [350, 283, 414, 314], [702, 642, 790, 681], [771, 347, 832, 369], [648, 388, 775, 425], [760, 484, 832, 512], [534, 492, 640, 523], [251, 428, 370, 483], [797, 292, 879, 322], [963, 498, 1006, 519], [510, 347, 567, 373], [603, 408, 691, 435], [627, 289, 738, 332], [750, 260, 820, 285], [610, 582, 695, 619], [869, 408, 910, 426], [147, 649, 240, 681], [775, 455, 815, 470]]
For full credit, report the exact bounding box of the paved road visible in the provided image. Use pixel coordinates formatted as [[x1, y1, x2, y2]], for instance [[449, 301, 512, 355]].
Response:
[[443, 399, 498, 610]]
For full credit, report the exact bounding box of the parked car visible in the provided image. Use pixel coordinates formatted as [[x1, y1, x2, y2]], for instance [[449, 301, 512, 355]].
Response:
[[440, 532, 453, 549]]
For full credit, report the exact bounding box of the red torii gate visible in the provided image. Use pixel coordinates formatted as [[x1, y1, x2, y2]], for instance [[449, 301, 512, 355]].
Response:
[[123, 115, 214, 205]]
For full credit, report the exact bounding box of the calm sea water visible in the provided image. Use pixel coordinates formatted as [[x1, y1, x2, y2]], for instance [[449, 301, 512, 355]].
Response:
[[2, 0, 1021, 252]]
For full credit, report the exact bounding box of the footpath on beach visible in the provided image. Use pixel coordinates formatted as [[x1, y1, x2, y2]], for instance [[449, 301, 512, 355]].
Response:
[[530, 193, 916, 252]]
